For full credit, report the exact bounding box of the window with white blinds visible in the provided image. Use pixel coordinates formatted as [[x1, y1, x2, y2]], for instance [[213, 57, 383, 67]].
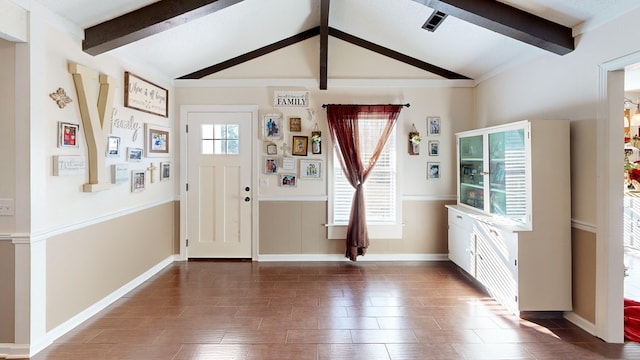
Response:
[[331, 120, 397, 225]]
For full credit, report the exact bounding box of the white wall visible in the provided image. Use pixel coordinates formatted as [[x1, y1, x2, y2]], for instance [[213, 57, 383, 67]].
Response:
[[33, 9, 177, 232], [474, 5, 640, 343]]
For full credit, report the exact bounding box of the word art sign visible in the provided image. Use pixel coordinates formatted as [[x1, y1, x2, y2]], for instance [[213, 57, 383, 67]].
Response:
[[111, 107, 142, 142], [125, 72, 168, 117], [111, 164, 129, 184], [53, 155, 86, 176], [274, 91, 309, 108]]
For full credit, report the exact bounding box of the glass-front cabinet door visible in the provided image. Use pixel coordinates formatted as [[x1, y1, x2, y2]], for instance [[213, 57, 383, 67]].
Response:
[[488, 129, 527, 222], [459, 135, 484, 211], [456, 121, 531, 226]]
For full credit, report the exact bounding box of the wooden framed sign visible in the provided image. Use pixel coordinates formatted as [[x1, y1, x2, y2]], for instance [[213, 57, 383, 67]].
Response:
[[124, 72, 168, 117]]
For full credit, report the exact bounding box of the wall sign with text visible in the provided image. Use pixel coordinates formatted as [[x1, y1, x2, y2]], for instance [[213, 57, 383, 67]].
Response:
[[274, 91, 309, 108], [124, 72, 168, 117]]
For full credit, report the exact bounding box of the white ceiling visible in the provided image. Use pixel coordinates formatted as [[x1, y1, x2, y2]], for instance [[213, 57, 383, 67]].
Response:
[[37, 0, 640, 84]]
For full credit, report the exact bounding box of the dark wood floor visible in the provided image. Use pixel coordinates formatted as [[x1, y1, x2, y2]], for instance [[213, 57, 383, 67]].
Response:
[[29, 260, 640, 359]]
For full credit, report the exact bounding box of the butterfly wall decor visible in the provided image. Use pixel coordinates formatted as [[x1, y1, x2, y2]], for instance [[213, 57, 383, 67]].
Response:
[[49, 87, 72, 109]]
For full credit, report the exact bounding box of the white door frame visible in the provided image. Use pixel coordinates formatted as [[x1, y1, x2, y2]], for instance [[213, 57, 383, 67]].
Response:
[[179, 105, 259, 261], [596, 51, 640, 343]]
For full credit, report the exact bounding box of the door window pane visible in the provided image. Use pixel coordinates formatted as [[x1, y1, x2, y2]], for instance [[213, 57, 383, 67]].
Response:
[[201, 124, 239, 155]]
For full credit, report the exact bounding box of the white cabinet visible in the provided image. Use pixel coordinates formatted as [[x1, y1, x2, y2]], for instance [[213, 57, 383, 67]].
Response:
[[447, 207, 475, 276], [447, 119, 572, 316]]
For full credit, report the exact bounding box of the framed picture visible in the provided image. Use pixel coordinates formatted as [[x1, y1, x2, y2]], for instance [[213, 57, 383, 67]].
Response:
[[127, 147, 143, 161], [59, 122, 79, 148], [427, 116, 441, 136], [264, 157, 279, 174], [131, 170, 146, 192], [292, 135, 308, 156], [106, 136, 120, 157], [300, 159, 322, 179], [111, 164, 128, 184], [145, 124, 170, 157], [124, 72, 168, 117], [263, 114, 282, 139], [280, 173, 297, 187], [428, 162, 440, 179], [266, 142, 278, 155], [281, 157, 296, 171], [428, 140, 439, 156], [289, 117, 302, 132], [160, 162, 171, 181]]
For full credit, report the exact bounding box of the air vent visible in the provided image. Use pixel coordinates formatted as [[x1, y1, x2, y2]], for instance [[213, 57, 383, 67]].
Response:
[[422, 10, 448, 32]]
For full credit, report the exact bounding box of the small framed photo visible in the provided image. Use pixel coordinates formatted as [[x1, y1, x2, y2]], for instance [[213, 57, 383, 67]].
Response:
[[59, 122, 79, 148], [264, 157, 279, 174], [428, 162, 440, 179], [145, 124, 170, 157], [292, 135, 308, 156], [263, 114, 282, 139], [300, 159, 322, 179], [106, 136, 121, 157], [289, 117, 302, 132], [266, 142, 278, 155], [427, 116, 441, 136], [131, 170, 146, 192], [160, 162, 171, 181], [127, 147, 143, 161], [280, 173, 297, 187], [428, 140, 439, 156]]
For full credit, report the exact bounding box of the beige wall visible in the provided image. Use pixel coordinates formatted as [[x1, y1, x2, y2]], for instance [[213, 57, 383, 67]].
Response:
[[0, 38, 16, 233], [46, 202, 175, 330], [474, 6, 640, 330], [259, 201, 338, 254], [572, 228, 597, 323], [0, 241, 15, 342], [258, 200, 452, 256], [372, 200, 452, 254]]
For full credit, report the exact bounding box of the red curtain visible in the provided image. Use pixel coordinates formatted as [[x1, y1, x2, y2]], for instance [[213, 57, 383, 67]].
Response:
[[326, 104, 403, 261]]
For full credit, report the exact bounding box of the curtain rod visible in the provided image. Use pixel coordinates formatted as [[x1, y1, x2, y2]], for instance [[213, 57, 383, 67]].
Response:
[[321, 103, 410, 108]]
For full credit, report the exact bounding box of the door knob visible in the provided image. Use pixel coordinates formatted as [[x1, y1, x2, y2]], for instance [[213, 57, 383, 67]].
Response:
[[245, 187, 250, 191], [244, 197, 250, 202]]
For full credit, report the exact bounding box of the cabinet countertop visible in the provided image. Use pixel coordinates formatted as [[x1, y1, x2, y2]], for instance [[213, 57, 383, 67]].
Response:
[[445, 204, 531, 232]]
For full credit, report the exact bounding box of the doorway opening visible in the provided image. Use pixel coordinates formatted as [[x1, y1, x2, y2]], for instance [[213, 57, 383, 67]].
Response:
[[623, 64, 640, 302]]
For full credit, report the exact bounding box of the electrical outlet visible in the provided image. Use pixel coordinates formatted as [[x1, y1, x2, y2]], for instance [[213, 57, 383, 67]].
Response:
[[0, 199, 14, 216]]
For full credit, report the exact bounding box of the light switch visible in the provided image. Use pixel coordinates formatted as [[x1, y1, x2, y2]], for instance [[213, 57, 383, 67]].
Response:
[[0, 199, 14, 216]]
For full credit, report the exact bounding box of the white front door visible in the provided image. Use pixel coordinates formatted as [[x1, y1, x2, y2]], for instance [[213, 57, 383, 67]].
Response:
[[185, 109, 253, 258]]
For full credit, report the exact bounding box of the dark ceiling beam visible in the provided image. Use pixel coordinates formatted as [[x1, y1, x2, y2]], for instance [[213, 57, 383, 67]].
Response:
[[329, 27, 470, 80], [179, 27, 320, 79], [413, 0, 574, 55], [319, 0, 330, 90], [83, 0, 244, 55]]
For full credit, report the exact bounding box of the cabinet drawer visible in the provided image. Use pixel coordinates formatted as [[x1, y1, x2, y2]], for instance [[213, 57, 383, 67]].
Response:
[[448, 208, 469, 227]]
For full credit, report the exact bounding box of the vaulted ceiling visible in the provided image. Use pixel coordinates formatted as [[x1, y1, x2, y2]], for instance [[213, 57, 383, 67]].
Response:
[[38, 0, 640, 88]]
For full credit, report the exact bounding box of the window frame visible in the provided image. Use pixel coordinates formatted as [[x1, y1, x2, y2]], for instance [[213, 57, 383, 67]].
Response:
[[327, 122, 403, 240]]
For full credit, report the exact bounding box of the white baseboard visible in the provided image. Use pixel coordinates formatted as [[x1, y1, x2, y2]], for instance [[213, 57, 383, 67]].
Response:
[[564, 311, 596, 336], [0, 343, 29, 359], [256, 253, 449, 262], [24, 255, 178, 359]]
